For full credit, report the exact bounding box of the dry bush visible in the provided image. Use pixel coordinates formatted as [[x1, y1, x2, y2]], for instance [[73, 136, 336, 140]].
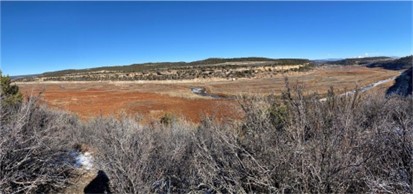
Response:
[[0, 97, 80, 193], [71, 116, 197, 193], [75, 84, 412, 193], [238, 85, 412, 193], [1, 84, 411, 193]]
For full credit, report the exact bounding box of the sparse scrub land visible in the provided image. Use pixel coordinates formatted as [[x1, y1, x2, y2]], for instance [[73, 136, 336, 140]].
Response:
[[14, 58, 311, 82], [3, 0, 412, 192], [1, 77, 412, 193], [16, 65, 400, 122], [3, 56, 412, 193]]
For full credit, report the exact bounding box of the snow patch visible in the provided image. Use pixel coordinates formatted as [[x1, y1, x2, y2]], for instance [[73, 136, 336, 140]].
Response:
[[71, 151, 94, 170]]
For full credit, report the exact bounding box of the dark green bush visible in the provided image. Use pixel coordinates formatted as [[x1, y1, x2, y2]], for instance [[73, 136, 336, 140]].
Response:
[[0, 71, 23, 107]]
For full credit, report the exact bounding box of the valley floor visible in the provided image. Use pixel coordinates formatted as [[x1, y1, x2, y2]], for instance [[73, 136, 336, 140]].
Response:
[[17, 66, 400, 122]]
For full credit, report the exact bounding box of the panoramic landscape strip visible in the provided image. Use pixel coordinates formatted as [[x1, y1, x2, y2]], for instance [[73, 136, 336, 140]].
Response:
[[1, 1, 412, 193]]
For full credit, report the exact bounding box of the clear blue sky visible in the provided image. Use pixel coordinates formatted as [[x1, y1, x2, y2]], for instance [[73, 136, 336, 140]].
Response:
[[1, 1, 412, 76]]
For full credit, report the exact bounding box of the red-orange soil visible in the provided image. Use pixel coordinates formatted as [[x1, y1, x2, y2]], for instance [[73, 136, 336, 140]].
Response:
[[17, 66, 400, 123], [18, 83, 241, 123]]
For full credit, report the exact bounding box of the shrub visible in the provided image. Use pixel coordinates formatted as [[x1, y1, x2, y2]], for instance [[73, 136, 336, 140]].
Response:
[[0, 71, 23, 107], [159, 113, 176, 126], [70, 86, 412, 193], [1, 82, 412, 193], [0, 97, 80, 193]]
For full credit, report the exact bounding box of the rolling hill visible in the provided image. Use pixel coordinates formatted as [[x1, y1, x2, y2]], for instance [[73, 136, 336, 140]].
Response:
[[367, 55, 413, 70], [14, 57, 311, 82]]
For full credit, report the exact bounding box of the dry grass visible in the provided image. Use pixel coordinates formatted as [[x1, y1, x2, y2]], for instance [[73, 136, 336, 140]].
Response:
[[1, 79, 412, 193], [18, 83, 241, 123], [17, 66, 399, 123], [66, 85, 412, 193], [202, 66, 400, 96]]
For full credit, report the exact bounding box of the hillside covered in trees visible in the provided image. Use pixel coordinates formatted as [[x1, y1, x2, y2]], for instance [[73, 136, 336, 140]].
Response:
[[325, 55, 412, 70], [368, 55, 413, 70], [327, 56, 393, 66], [14, 57, 311, 82], [387, 67, 413, 96]]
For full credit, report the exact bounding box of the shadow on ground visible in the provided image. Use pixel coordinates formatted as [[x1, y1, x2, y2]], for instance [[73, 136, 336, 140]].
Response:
[[84, 170, 111, 194]]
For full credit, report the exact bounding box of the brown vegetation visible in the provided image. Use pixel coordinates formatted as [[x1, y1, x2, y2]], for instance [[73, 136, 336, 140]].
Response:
[[17, 66, 400, 122], [18, 83, 240, 123], [3, 65, 410, 193], [0, 97, 79, 193], [1, 82, 412, 193]]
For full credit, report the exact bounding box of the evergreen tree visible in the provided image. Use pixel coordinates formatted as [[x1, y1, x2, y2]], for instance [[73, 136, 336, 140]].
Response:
[[1, 71, 23, 106]]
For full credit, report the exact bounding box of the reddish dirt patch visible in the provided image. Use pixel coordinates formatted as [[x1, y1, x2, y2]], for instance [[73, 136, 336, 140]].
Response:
[[18, 83, 241, 123]]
